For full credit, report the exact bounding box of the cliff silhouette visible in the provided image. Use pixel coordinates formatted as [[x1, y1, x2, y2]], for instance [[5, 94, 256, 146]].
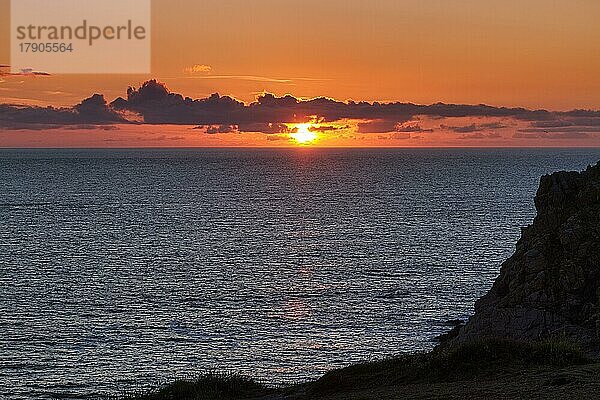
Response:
[[448, 162, 600, 350]]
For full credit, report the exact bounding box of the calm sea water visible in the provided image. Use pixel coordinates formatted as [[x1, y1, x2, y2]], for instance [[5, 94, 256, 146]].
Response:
[[1, 148, 599, 399]]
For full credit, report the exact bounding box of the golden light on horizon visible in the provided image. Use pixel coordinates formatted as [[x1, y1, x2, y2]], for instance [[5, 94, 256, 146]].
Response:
[[289, 123, 318, 145]]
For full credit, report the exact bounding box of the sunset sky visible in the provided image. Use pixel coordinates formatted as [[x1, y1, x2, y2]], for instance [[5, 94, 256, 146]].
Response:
[[1, 0, 599, 147]]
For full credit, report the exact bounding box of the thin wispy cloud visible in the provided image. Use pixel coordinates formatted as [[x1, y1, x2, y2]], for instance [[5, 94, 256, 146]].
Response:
[[183, 64, 213, 74], [0, 65, 51, 77]]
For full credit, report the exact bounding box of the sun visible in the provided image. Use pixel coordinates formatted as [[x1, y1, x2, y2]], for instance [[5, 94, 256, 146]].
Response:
[[290, 123, 318, 144]]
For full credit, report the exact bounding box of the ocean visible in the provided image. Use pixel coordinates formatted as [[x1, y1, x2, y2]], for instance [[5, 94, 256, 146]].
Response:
[[1, 148, 599, 399]]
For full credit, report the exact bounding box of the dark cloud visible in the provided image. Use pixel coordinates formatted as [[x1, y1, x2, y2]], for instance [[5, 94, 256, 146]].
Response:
[[0, 94, 125, 129], [309, 124, 349, 132], [357, 119, 401, 133], [531, 120, 574, 128], [74, 94, 125, 123], [441, 123, 479, 133], [110, 80, 247, 125], [531, 117, 600, 128], [564, 109, 600, 118], [238, 122, 291, 134], [113, 81, 577, 127], [481, 122, 509, 129], [395, 123, 433, 133], [358, 121, 435, 134], [204, 124, 238, 134], [2, 80, 599, 135], [441, 122, 508, 133]]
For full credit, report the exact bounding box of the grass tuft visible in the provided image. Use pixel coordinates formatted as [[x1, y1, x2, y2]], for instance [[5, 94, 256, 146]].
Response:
[[118, 372, 271, 400]]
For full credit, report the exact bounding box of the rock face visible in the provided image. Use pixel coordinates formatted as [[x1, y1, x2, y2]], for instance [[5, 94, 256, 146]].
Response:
[[450, 162, 600, 349]]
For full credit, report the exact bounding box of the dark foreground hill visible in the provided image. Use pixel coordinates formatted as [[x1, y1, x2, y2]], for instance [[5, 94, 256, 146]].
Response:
[[119, 162, 600, 400], [119, 338, 600, 400]]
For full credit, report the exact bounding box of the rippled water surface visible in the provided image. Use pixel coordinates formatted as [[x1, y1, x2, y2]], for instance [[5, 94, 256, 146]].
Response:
[[1, 148, 600, 399]]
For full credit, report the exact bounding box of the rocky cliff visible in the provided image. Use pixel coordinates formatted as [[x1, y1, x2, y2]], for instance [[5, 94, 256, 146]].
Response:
[[449, 162, 600, 350]]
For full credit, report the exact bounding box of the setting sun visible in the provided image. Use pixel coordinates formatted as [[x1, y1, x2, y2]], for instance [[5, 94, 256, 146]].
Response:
[[289, 123, 318, 144]]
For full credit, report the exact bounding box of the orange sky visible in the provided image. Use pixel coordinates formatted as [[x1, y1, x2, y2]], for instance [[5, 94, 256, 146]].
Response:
[[1, 0, 599, 147]]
